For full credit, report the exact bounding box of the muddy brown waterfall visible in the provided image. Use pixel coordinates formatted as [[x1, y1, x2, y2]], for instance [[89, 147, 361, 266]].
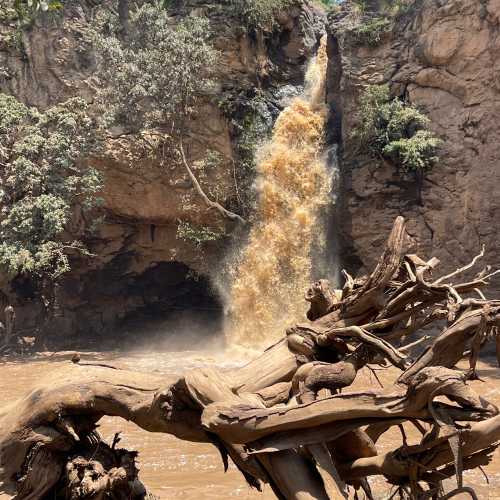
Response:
[[227, 38, 333, 346]]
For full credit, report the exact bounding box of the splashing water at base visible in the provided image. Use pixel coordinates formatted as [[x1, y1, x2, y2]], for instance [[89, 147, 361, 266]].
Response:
[[227, 38, 332, 347]]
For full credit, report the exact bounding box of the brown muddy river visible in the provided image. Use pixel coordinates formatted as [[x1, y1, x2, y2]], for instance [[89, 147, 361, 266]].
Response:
[[1, 351, 500, 499]]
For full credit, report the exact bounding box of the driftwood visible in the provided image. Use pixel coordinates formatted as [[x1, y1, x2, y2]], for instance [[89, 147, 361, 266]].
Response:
[[1, 216, 500, 499]]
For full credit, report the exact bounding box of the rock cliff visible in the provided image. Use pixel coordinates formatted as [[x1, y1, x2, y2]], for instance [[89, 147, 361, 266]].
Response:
[[0, 0, 325, 344], [2, 0, 500, 346], [327, 0, 500, 290]]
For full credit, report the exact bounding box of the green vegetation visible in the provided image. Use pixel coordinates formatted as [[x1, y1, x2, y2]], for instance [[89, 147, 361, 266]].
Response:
[[13, 0, 63, 17], [332, 0, 416, 48], [0, 0, 63, 23], [191, 150, 227, 203], [333, 10, 393, 49], [0, 94, 102, 279], [352, 84, 441, 173], [0, 1, 64, 27], [93, 4, 216, 137], [0, 0, 64, 50], [350, 16, 391, 46], [176, 220, 224, 247], [317, 0, 338, 6], [93, 3, 245, 226], [218, 89, 271, 216], [230, 0, 296, 30]]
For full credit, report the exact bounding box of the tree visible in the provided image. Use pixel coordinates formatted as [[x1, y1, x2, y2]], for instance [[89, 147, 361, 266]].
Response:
[[13, 0, 63, 15], [0, 94, 102, 280], [93, 3, 245, 223]]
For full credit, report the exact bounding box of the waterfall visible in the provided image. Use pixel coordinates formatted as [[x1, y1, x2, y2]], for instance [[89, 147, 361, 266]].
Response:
[[226, 37, 333, 347]]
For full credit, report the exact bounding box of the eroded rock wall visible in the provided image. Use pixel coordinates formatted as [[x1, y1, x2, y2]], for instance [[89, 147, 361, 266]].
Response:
[[327, 0, 500, 287], [0, 0, 325, 344]]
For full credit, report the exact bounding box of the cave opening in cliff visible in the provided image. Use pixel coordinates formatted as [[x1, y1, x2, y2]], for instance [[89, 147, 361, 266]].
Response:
[[117, 261, 224, 350]]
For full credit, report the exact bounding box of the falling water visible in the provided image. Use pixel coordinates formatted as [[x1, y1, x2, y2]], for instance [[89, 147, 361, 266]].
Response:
[[227, 38, 332, 346]]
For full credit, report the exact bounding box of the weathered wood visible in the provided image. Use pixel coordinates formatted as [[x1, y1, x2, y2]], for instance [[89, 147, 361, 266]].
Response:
[[305, 279, 338, 321], [399, 306, 500, 384], [3, 216, 500, 499], [340, 216, 406, 318], [201, 367, 496, 443], [339, 414, 500, 481], [229, 339, 300, 393], [0, 364, 206, 498]]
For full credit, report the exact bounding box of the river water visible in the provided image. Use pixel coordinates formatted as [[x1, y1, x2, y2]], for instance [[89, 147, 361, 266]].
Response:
[[1, 350, 499, 499]]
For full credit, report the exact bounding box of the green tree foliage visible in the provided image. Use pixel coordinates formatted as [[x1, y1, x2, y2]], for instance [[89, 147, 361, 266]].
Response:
[[0, 0, 63, 25], [0, 94, 102, 279], [230, 0, 296, 30], [93, 4, 217, 139], [93, 3, 245, 224], [0, 0, 63, 50], [351, 16, 391, 46], [176, 220, 223, 247], [332, 0, 415, 48], [14, 0, 63, 15], [352, 84, 442, 173]]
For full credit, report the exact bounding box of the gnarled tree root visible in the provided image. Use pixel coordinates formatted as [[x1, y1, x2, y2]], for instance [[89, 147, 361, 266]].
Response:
[[2, 216, 500, 499]]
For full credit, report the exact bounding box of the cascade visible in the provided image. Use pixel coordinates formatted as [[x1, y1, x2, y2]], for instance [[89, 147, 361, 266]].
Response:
[[227, 37, 333, 346]]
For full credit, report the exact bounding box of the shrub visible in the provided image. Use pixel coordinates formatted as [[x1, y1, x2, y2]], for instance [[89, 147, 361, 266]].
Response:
[[2, 0, 63, 25], [230, 0, 296, 30], [351, 16, 391, 46], [0, 0, 64, 51], [0, 94, 102, 279], [383, 130, 441, 171], [14, 0, 63, 14], [176, 220, 223, 247], [217, 89, 272, 215], [352, 84, 442, 173]]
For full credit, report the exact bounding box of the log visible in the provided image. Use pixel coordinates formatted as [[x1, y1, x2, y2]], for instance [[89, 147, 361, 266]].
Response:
[[0, 363, 206, 498], [2, 216, 500, 499], [305, 280, 338, 321], [201, 366, 496, 443]]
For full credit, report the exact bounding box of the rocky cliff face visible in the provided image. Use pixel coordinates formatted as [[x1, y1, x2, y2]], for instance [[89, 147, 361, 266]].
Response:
[[327, 0, 500, 288], [2, 0, 499, 346], [0, 1, 325, 345]]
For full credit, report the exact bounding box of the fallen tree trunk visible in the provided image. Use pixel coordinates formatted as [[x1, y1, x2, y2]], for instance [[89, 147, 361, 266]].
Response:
[[2, 217, 500, 499], [201, 366, 497, 444], [0, 363, 206, 498]]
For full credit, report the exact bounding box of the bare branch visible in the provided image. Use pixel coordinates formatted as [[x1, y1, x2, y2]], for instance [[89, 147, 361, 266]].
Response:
[[435, 246, 485, 285], [178, 140, 246, 224]]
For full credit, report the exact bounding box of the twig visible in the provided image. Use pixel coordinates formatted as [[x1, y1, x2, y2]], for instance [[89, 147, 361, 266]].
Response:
[[435, 246, 485, 285], [399, 335, 432, 352], [231, 158, 245, 216], [478, 269, 500, 282], [438, 486, 478, 500], [367, 365, 384, 388], [478, 465, 489, 485], [398, 424, 408, 447]]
